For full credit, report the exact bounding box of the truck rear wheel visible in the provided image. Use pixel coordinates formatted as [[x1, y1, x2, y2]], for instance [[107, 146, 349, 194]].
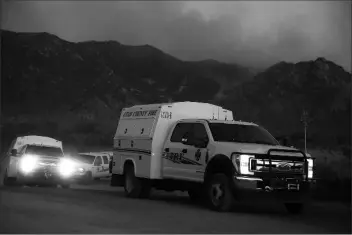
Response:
[[206, 173, 234, 212], [284, 203, 304, 214], [124, 165, 142, 198]]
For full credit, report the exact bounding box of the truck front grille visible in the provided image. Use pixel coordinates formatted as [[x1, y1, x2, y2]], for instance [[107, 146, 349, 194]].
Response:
[[251, 159, 304, 174], [249, 149, 307, 177]]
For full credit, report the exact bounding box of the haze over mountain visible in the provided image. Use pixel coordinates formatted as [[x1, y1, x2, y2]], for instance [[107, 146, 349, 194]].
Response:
[[1, 30, 350, 151], [2, 1, 351, 71]]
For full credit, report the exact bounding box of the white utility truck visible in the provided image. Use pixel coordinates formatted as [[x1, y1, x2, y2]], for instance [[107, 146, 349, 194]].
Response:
[[110, 102, 314, 213], [3, 135, 76, 188]]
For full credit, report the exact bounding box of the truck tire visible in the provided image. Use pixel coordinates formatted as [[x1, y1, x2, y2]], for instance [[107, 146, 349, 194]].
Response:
[[284, 203, 304, 214], [124, 165, 142, 198], [3, 168, 17, 187], [206, 173, 234, 212]]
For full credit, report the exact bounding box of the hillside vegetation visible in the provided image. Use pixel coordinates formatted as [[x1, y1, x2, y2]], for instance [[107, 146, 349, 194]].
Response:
[[1, 29, 350, 151]]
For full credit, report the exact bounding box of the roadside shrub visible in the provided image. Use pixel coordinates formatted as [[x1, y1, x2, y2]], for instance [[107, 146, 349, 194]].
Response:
[[310, 149, 351, 203]]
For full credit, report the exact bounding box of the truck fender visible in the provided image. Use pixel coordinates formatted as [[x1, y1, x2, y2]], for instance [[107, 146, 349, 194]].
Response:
[[122, 158, 137, 176], [204, 154, 235, 183]]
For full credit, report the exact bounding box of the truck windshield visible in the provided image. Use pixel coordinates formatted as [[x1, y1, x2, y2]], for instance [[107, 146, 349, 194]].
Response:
[[208, 123, 279, 146], [75, 154, 96, 164], [26, 145, 64, 157]]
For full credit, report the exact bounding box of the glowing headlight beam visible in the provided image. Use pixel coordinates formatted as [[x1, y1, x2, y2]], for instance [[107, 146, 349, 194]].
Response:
[[231, 154, 255, 175], [58, 158, 76, 177], [307, 158, 314, 179], [19, 154, 38, 174]]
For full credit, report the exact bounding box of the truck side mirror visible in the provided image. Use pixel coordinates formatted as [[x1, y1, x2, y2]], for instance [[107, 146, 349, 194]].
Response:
[[10, 149, 17, 156]]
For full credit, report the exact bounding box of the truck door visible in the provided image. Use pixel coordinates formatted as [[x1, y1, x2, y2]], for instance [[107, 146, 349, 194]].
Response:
[[8, 145, 26, 177], [92, 156, 103, 178], [183, 123, 209, 181], [101, 155, 110, 177], [162, 122, 208, 182]]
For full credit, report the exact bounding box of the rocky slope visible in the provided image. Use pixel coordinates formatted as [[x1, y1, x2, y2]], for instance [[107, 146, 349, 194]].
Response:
[[1, 29, 350, 150]]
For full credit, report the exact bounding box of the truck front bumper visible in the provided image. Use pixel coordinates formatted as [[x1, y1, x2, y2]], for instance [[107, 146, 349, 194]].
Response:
[[18, 170, 73, 185], [232, 176, 315, 203]]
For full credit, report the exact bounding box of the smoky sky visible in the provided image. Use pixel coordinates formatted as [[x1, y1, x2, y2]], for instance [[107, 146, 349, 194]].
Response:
[[1, 1, 351, 71]]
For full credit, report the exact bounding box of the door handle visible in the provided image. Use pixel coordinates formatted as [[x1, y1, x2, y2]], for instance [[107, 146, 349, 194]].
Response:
[[165, 148, 169, 152], [182, 149, 187, 153]]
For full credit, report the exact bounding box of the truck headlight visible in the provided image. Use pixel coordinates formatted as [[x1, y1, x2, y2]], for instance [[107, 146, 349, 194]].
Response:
[[19, 154, 38, 173], [58, 158, 76, 177], [307, 158, 314, 179], [231, 153, 254, 175], [78, 167, 85, 173]]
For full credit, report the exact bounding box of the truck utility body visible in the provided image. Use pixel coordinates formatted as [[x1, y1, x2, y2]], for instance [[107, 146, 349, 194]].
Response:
[[111, 102, 314, 213], [3, 135, 75, 188]]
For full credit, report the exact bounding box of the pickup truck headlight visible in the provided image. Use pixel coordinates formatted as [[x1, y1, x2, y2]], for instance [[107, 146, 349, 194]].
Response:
[[307, 158, 314, 179], [19, 154, 38, 173], [231, 153, 254, 175], [78, 167, 85, 173], [58, 158, 76, 177]]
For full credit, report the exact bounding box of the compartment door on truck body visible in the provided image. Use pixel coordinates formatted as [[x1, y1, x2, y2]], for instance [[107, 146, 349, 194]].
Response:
[[113, 116, 157, 178], [162, 121, 209, 182]]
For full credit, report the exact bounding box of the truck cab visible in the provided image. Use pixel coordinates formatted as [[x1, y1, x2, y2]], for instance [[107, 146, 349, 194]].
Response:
[[72, 152, 112, 182], [111, 102, 314, 213]]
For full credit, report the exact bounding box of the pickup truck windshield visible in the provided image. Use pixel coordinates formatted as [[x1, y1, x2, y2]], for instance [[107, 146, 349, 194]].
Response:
[[75, 154, 96, 164], [208, 123, 279, 146], [25, 145, 64, 157]]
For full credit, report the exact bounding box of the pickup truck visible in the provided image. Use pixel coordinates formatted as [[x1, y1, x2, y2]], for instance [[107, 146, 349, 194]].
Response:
[[110, 102, 315, 213]]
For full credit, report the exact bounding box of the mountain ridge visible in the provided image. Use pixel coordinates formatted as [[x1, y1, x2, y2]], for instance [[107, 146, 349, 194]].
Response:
[[1, 29, 350, 151]]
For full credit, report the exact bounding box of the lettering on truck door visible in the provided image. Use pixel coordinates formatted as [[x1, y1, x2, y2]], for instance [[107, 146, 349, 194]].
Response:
[[162, 122, 208, 182]]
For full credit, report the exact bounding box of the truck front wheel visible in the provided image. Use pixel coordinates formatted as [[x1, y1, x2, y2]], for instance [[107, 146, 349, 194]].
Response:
[[206, 173, 234, 212], [124, 165, 142, 198]]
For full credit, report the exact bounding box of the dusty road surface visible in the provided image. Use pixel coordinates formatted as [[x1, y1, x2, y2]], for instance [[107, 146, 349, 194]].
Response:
[[0, 183, 351, 234]]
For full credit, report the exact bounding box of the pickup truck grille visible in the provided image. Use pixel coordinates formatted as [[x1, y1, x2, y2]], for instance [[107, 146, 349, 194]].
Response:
[[250, 149, 307, 177], [251, 159, 304, 174], [33, 157, 61, 174]]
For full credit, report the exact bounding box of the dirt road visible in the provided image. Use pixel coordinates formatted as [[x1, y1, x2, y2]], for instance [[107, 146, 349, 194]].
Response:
[[0, 183, 350, 234]]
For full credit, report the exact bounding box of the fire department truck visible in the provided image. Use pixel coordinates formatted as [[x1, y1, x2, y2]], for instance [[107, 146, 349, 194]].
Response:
[[3, 135, 76, 188], [110, 102, 314, 213]]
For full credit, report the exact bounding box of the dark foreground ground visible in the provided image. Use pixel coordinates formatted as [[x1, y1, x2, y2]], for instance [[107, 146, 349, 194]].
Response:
[[0, 181, 351, 234]]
